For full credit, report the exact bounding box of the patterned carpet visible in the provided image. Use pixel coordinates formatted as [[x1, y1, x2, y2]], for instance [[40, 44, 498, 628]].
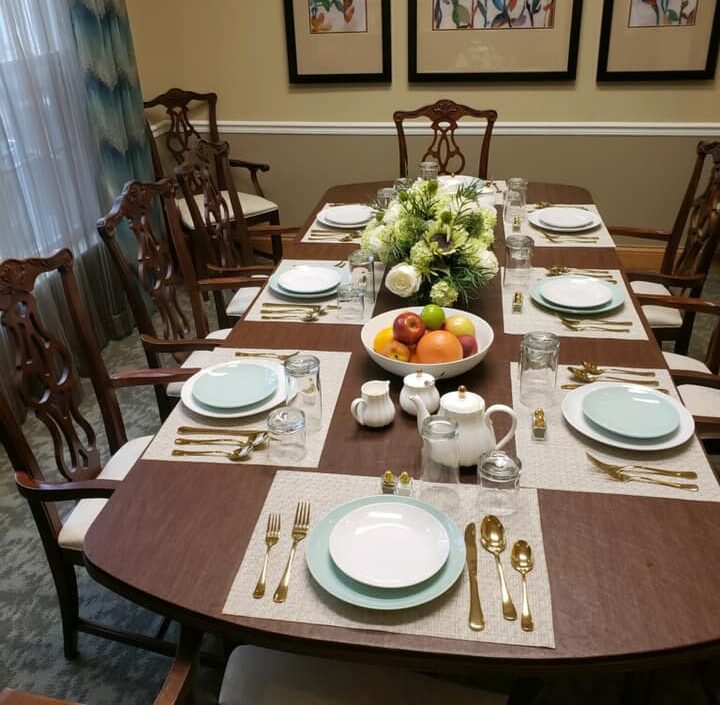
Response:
[[0, 273, 717, 705]]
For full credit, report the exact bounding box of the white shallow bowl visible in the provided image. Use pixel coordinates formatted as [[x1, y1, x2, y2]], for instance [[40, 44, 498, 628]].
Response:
[[360, 307, 494, 379]]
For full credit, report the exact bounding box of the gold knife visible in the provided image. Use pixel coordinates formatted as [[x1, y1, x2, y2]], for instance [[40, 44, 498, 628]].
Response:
[[464, 523, 485, 631]]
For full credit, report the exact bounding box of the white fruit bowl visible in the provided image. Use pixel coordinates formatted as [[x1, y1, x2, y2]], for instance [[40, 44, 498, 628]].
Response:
[[360, 307, 494, 379]]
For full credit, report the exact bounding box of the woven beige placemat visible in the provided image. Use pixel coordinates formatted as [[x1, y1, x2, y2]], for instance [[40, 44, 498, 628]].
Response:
[[244, 259, 383, 325], [510, 362, 720, 502], [522, 205, 615, 248], [223, 470, 555, 649], [142, 349, 350, 469], [501, 268, 648, 340]]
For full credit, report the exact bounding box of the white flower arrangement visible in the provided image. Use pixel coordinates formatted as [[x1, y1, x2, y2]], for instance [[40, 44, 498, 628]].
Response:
[[361, 178, 498, 307]]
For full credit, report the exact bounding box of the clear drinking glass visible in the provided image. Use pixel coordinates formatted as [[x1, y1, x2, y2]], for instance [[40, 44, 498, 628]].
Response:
[[376, 187, 397, 209], [519, 331, 560, 408], [348, 249, 376, 302], [503, 177, 528, 234], [393, 176, 415, 192], [504, 235, 534, 290], [418, 416, 460, 513], [284, 354, 322, 432], [267, 407, 307, 463], [477, 450, 522, 517], [419, 160, 439, 180], [336, 283, 365, 322]]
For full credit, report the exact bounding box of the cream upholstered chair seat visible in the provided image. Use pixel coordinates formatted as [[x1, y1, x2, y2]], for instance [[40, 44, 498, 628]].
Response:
[[663, 351, 711, 374], [219, 646, 507, 705], [57, 435, 154, 550], [630, 281, 683, 328], [176, 191, 277, 229], [662, 350, 718, 419]]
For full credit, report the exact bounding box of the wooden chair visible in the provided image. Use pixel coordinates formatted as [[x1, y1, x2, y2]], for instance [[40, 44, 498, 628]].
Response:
[[0, 250, 193, 659], [144, 88, 279, 228], [393, 99, 498, 179], [613, 141, 720, 354], [174, 139, 298, 329], [96, 179, 264, 419], [636, 294, 720, 448]]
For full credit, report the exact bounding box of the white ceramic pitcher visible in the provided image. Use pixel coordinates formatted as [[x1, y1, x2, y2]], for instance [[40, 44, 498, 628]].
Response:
[[350, 380, 395, 428]]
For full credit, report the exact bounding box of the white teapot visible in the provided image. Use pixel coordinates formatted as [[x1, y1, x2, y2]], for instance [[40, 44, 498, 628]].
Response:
[[400, 370, 440, 416], [410, 385, 517, 467], [351, 380, 395, 428]]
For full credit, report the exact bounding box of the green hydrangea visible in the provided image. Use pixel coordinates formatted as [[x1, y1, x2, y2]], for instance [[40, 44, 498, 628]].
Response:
[[409, 240, 434, 275], [430, 279, 459, 307]]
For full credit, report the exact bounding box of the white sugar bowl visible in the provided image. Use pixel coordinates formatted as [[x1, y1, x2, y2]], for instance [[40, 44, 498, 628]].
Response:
[[400, 369, 440, 416]]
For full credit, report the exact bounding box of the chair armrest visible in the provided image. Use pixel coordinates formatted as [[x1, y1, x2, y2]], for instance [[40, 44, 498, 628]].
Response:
[[205, 263, 273, 277], [153, 625, 203, 705], [608, 226, 671, 241], [110, 368, 198, 389], [229, 158, 270, 197], [626, 271, 705, 288], [634, 295, 720, 317], [15, 471, 120, 501], [670, 370, 720, 388], [140, 334, 217, 354]]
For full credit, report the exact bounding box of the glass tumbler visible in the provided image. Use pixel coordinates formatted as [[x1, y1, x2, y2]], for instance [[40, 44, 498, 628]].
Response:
[[285, 354, 322, 432], [376, 186, 397, 209], [336, 283, 365, 322], [417, 416, 460, 513], [477, 450, 522, 517], [519, 331, 560, 408], [503, 177, 528, 234], [393, 176, 415, 192], [267, 407, 307, 463], [348, 249, 376, 302], [419, 160, 439, 180], [504, 235, 534, 290]]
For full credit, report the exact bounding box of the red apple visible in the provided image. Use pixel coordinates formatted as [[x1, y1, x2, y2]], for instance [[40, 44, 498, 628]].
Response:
[[380, 339, 412, 362], [392, 311, 426, 345], [457, 334, 478, 358]]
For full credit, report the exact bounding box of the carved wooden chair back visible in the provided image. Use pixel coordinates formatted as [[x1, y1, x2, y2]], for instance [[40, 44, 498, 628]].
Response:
[[665, 141, 720, 289], [97, 178, 210, 345], [173, 139, 255, 271], [393, 99, 498, 179], [144, 88, 221, 187]]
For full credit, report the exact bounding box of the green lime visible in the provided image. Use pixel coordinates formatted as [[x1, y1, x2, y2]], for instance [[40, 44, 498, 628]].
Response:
[[420, 304, 445, 331]]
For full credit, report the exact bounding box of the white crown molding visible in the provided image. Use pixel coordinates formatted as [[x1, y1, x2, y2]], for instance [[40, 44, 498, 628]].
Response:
[[150, 119, 720, 138]]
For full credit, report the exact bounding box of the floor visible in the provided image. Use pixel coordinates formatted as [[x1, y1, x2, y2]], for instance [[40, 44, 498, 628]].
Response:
[[0, 270, 718, 704]]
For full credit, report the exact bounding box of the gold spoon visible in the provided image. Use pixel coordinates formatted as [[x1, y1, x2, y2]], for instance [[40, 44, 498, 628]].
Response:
[[546, 267, 614, 280], [260, 312, 318, 322], [174, 436, 257, 447], [581, 362, 655, 377], [479, 516, 517, 621], [171, 433, 268, 461], [570, 370, 659, 386], [177, 426, 264, 436], [510, 541, 534, 632], [561, 383, 670, 393]]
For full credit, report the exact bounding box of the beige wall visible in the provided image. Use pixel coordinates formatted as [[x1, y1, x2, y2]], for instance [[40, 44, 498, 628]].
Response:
[[126, 1, 719, 231]]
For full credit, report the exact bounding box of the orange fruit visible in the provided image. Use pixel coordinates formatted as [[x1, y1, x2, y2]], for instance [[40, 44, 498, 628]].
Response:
[[415, 330, 463, 364], [372, 326, 395, 353]]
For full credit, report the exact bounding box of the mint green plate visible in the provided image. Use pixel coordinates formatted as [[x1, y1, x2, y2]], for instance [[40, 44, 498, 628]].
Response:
[[305, 495, 464, 610], [191, 361, 278, 409], [529, 276, 623, 315], [581, 385, 680, 439]]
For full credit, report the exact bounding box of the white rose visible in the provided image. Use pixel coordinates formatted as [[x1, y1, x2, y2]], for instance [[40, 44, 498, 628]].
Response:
[[478, 249, 499, 275], [384, 263, 422, 298], [383, 201, 403, 225]]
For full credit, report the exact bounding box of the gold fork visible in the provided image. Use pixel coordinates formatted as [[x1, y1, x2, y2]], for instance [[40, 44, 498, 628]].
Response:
[[592, 464, 699, 491], [586, 452, 698, 480], [253, 512, 281, 599], [273, 502, 311, 603], [234, 350, 299, 361]]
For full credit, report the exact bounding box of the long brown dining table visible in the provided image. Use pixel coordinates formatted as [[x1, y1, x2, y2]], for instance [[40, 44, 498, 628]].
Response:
[[83, 181, 720, 679]]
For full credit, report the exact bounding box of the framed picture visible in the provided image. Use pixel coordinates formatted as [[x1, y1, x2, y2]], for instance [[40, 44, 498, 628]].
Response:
[[283, 0, 391, 83], [408, 0, 584, 82], [597, 0, 720, 80]]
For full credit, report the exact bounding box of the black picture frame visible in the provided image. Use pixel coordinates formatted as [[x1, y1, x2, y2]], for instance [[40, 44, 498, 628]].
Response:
[[597, 0, 720, 81], [283, 0, 391, 84], [408, 0, 583, 83]]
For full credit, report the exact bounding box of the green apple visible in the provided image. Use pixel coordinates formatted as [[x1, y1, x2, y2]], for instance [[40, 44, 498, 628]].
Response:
[[420, 304, 445, 331]]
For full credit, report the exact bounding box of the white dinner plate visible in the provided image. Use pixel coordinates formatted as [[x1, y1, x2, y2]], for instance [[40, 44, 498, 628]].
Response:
[[277, 265, 342, 294], [538, 206, 594, 229], [539, 276, 613, 309], [328, 501, 450, 588], [529, 277, 624, 315], [437, 175, 482, 192], [181, 359, 286, 419], [316, 205, 373, 228], [268, 263, 350, 300], [581, 385, 680, 439], [528, 209, 602, 232], [192, 361, 278, 409], [562, 382, 695, 451]]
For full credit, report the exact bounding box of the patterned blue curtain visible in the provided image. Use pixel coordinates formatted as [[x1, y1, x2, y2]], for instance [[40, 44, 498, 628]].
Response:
[[69, 0, 153, 259]]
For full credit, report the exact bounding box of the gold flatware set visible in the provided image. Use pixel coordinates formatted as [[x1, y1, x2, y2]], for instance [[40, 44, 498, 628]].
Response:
[[260, 302, 339, 322], [172, 429, 269, 461], [545, 266, 616, 282], [235, 350, 299, 361], [464, 516, 534, 632], [588, 454, 699, 492]]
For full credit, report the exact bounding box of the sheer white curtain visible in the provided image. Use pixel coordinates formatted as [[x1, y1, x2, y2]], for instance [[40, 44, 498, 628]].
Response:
[[0, 0, 131, 416]]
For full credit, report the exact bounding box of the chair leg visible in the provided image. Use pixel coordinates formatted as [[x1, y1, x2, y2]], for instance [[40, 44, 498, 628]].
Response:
[[51, 562, 80, 659]]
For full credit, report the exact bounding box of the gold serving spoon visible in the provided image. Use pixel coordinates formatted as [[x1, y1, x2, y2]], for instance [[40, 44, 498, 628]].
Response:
[[570, 369, 659, 386], [510, 541, 534, 632], [479, 516, 517, 621], [581, 361, 656, 377]]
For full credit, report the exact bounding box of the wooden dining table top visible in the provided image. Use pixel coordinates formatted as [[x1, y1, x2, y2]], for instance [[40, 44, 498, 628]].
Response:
[[83, 181, 720, 677]]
